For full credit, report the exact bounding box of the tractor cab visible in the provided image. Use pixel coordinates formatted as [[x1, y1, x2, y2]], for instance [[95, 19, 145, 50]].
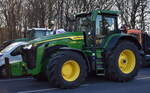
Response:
[[26, 28, 52, 39], [75, 10, 119, 47]]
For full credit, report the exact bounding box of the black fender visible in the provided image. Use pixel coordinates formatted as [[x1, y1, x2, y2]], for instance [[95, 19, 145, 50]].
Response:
[[41, 45, 68, 71], [104, 35, 142, 56], [43, 45, 67, 57], [43, 46, 91, 72]]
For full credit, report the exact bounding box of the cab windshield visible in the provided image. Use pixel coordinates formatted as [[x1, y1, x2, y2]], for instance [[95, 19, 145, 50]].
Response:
[[76, 14, 117, 35], [27, 30, 51, 39], [76, 14, 93, 35]]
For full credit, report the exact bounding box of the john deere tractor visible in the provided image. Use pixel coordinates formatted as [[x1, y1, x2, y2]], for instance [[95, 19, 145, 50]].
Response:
[[19, 10, 141, 88]]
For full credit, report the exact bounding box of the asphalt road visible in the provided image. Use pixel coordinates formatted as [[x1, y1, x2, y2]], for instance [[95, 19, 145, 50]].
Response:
[[0, 68, 150, 93]]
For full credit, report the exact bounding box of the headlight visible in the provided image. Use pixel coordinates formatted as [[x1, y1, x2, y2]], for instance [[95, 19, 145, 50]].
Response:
[[23, 44, 32, 50], [0, 53, 3, 56]]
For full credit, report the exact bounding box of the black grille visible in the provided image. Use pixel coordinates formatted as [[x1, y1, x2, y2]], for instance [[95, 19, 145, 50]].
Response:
[[22, 47, 36, 69]]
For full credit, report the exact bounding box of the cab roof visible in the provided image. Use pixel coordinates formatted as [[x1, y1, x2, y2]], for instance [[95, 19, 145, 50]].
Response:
[[28, 28, 51, 31], [76, 10, 119, 16], [96, 10, 119, 15]]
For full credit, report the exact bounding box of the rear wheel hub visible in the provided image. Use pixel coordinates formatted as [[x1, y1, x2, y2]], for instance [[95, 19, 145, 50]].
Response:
[[118, 49, 136, 74]]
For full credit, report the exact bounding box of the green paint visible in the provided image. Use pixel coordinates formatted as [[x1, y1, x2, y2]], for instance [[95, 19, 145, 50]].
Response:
[[96, 62, 103, 64], [97, 10, 120, 15], [29, 32, 83, 46], [10, 62, 27, 76], [27, 32, 84, 75], [96, 49, 103, 58], [28, 44, 45, 75], [76, 10, 119, 17]]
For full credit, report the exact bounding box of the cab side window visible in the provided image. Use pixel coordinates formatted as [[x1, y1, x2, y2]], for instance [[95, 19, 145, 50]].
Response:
[[102, 16, 115, 35], [95, 15, 103, 46], [95, 15, 116, 47], [96, 15, 102, 37]]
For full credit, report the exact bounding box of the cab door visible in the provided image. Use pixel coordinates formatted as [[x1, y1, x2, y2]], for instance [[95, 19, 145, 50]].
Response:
[[94, 15, 118, 75], [95, 15, 118, 47]]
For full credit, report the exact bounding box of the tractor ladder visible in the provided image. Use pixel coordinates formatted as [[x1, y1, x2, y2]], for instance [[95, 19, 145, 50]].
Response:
[[95, 51, 105, 76]]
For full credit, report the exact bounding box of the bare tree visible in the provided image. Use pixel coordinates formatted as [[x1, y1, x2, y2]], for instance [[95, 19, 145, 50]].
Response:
[[0, 0, 149, 44], [50, 0, 115, 30], [138, 0, 149, 31], [0, 0, 23, 39], [115, 0, 149, 30]]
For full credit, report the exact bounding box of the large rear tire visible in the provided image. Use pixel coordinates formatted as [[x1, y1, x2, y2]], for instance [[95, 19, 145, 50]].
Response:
[[105, 41, 141, 82], [47, 51, 87, 88]]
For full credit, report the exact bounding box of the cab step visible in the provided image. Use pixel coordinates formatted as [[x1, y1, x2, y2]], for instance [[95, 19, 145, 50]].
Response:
[[96, 73, 105, 76], [95, 58, 105, 76]]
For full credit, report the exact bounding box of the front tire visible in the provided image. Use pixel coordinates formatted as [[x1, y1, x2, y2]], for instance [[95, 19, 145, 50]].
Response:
[[47, 51, 87, 88], [105, 41, 141, 82]]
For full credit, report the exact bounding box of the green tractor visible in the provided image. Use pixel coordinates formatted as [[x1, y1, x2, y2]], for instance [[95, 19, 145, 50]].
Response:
[[0, 28, 51, 51], [0, 28, 51, 78], [18, 10, 141, 88]]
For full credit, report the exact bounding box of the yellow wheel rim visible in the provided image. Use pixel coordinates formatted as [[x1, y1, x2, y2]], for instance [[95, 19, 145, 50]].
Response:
[[118, 49, 136, 74], [61, 60, 80, 82]]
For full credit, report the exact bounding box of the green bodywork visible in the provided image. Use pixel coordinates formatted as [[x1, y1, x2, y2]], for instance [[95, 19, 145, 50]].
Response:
[[28, 32, 84, 75], [27, 33, 127, 75], [10, 62, 27, 76], [20, 10, 140, 76]]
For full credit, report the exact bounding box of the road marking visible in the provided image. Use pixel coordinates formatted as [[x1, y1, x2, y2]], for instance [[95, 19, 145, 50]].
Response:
[[17, 88, 57, 93], [81, 84, 90, 87], [136, 76, 150, 80], [3, 76, 150, 93], [18, 84, 89, 93], [2, 76, 150, 82], [0, 77, 33, 82]]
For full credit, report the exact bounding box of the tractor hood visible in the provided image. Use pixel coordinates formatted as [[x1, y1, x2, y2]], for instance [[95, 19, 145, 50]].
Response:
[[28, 32, 84, 46]]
